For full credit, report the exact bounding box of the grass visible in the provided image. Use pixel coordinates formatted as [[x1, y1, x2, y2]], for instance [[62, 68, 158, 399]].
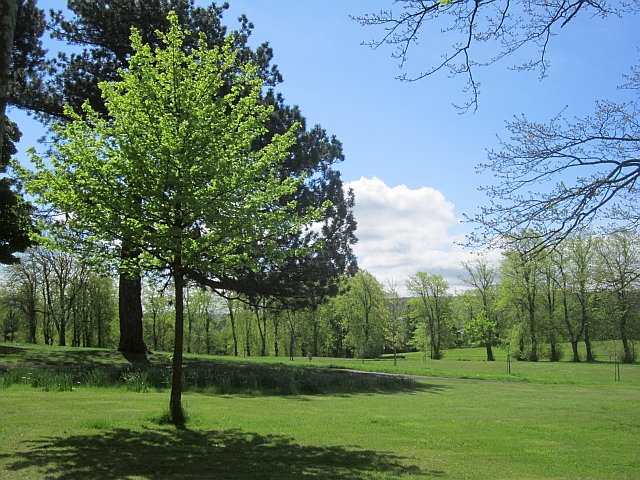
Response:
[[1, 383, 639, 479], [1, 343, 639, 478]]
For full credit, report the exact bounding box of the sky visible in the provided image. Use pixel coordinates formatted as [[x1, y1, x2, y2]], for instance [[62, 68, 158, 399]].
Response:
[[9, 0, 640, 293]]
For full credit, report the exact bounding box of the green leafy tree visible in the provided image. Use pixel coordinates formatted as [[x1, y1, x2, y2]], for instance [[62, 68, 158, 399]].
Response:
[[465, 310, 498, 355], [21, 15, 317, 424], [334, 271, 386, 361], [9, 0, 281, 354], [595, 231, 640, 363], [500, 239, 543, 361], [549, 235, 596, 362], [461, 257, 499, 361], [406, 272, 451, 360], [384, 278, 405, 366]]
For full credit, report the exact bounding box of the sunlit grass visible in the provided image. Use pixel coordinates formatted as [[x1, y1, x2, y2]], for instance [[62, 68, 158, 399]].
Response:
[[1, 381, 639, 479]]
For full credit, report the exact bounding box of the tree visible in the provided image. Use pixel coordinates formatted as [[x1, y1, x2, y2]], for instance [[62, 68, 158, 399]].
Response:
[[461, 257, 498, 361], [553, 234, 598, 361], [1, 0, 49, 264], [595, 231, 640, 363], [1, 118, 34, 264], [0, 0, 19, 149], [500, 237, 542, 361], [384, 278, 405, 366], [406, 271, 451, 360], [15, 2, 356, 352], [469, 67, 640, 251], [354, 0, 637, 112], [344, 271, 386, 361], [22, 15, 316, 424], [8, 0, 282, 354]]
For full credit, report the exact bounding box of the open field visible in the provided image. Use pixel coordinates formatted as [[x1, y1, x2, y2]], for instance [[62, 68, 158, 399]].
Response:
[[1, 343, 639, 479]]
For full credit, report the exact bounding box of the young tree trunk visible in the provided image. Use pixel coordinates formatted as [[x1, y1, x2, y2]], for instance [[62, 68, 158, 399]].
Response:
[[227, 300, 238, 356], [563, 294, 581, 362], [205, 314, 210, 355], [58, 318, 66, 346], [26, 292, 37, 344], [529, 307, 538, 362], [550, 340, 560, 362], [245, 313, 251, 357], [255, 304, 267, 356], [273, 313, 279, 357], [170, 260, 185, 425]]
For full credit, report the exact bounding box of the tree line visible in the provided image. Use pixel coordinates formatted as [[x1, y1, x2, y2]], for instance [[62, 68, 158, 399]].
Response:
[[5, 230, 638, 364]]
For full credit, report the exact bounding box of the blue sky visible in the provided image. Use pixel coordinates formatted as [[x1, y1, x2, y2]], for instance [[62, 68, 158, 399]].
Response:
[[10, 0, 639, 291]]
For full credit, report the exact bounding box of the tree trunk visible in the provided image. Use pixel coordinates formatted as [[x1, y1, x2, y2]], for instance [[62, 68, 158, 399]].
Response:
[[273, 313, 279, 357], [620, 311, 634, 363], [118, 241, 146, 354], [255, 304, 267, 356], [170, 260, 185, 425], [0, 0, 18, 150], [529, 307, 538, 362], [205, 314, 210, 355], [118, 271, 146, 353], [228, 300, 238, 356], [584, 324, 595, 362], [570, 340, 580, 363], [486, 343, 495, 361], [58, 317, 66, 346], [27, 291, 37, 344]]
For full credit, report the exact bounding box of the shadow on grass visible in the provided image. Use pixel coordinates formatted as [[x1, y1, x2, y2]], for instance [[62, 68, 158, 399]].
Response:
[[0, 344, 133, 367], [2, 427, 443, 479]]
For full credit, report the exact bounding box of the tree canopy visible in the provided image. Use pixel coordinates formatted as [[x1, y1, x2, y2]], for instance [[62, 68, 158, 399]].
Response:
[[21, 13, 321, 423]]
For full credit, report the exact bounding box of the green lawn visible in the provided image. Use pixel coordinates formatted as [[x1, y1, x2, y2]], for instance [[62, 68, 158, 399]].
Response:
[[1, 343, 639, 479]]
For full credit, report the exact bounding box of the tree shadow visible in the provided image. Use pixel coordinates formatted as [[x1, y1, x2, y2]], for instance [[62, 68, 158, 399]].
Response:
[[120, 351, 152, 366], [2, 427, 444, 479]]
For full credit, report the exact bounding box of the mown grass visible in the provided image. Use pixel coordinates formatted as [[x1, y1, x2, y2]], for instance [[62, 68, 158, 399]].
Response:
[[1, 381, 639, 479], [1, 343, 639, 478]]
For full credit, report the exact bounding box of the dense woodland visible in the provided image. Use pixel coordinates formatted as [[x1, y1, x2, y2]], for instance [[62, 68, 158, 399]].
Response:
[[3, 230, 638, 363]]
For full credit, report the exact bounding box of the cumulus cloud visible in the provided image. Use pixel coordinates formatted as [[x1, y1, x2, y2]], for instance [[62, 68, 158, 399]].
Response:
[[345, 177, 498, 293]]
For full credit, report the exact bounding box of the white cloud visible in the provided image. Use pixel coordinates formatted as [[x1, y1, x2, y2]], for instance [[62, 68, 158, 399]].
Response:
[[345, 176, 499, 294]]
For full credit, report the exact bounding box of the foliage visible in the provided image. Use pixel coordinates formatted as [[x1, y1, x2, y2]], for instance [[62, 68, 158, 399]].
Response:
[[0, 117, 34, 264], [3, 246, 117, 347], [20, 13, 320, 424], [406, 271, 452, 359]]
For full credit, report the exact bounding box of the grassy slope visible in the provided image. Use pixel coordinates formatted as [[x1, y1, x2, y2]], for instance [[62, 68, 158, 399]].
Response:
[[1, 343, 639, 479]]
